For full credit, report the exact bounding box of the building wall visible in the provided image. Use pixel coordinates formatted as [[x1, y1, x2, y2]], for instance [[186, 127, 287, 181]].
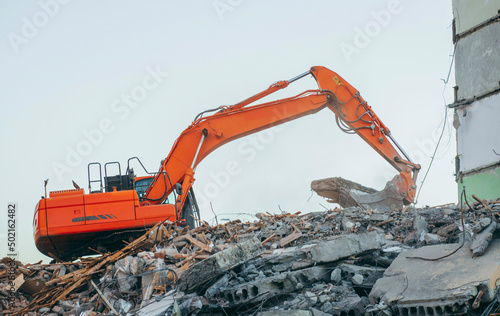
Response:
[[452, 0, 499, 34], [455, 95, 500, 171], [452, 1, 500, 201], [454, 22, 500, 100]]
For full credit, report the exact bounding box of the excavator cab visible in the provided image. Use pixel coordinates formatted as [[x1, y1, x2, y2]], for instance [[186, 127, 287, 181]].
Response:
[[134, 176, 154, 199]]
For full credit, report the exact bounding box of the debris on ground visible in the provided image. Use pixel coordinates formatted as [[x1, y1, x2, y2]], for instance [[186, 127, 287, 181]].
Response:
[[1, 197, 500, 315], [370, 239, 500, 315]]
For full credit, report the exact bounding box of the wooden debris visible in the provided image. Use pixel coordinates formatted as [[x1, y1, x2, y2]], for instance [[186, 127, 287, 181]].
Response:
[[2, 198, 500, 315], [280, 224, 303, 247], [91, 280, 118, 316]]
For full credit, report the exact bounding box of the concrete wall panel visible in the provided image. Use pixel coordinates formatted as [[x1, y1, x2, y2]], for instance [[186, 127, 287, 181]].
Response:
[[456, 93, 500, 172], [452, 0, 500, 34], [455, 21, 500, 100]]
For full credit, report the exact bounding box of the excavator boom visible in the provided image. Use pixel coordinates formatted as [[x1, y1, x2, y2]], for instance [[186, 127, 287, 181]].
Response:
[[143, 66, 420, 214]]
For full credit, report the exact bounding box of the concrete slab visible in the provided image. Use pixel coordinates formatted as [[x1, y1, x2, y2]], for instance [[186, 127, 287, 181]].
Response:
[[370, 239, 500, 314], [133, 290, 175, 316], [179, 237, 264, 293], [221, 266, 331, 306], [310, 231, 386, 263]]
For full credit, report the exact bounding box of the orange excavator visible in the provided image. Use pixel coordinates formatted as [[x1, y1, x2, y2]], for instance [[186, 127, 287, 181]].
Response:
[[33, 66, 420, 260]]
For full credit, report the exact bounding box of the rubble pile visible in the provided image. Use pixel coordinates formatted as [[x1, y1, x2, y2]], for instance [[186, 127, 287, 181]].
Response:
[[1, 198, 500, 315]]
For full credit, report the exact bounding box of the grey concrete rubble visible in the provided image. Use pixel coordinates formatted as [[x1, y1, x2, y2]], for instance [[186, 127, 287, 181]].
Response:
[[470, 220, 497, 257], [220, 266, 331, 306], [370, 239, 500, 315], [2, 197, 500, 315], [178, 237, 265, 293], [310, 177, 377, 208], [337, 263, 385, 288], [309, 231, 386, 263], [311, 176, 405, 211]]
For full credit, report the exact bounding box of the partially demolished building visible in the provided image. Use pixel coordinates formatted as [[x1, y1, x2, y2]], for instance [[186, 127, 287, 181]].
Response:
[[451, 0, 500, 200]]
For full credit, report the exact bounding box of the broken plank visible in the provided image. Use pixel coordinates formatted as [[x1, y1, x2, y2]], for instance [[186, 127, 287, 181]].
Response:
[[279, 231, 302, 247], [261, 233, 276, 245], [183, 234, 213, 253]]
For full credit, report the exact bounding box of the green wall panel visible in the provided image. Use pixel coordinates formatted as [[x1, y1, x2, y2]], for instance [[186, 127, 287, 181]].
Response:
[[458, 167, 500, 201]]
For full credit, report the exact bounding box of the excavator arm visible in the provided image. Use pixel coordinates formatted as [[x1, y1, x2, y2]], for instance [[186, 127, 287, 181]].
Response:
[[142, 66, 420, 217]]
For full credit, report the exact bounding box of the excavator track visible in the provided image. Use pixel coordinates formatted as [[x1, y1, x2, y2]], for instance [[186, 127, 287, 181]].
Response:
[[52, 227, 153, 261]]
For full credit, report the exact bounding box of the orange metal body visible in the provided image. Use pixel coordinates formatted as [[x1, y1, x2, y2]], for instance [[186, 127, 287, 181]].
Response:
[[33, 188, 175, 258], [34, 66, 420, 259]]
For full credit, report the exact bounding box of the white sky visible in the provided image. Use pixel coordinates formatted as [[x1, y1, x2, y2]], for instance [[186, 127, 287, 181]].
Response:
[[0, 0, 456, 263]]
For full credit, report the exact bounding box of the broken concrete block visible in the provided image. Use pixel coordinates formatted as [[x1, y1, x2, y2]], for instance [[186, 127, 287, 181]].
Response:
[[204, 273, 231, 298], [318, 285, 366, 315], [70, 302, 92, 316], [51, 305, 63, 315], [304, 291, 318, 303], [176, 295, 208, 315], [424, 233, 443, 244], [115, 269, 137, 293], [130, 256, 145, 275], [339, 263, 385, 287], [179, 237, 264, 292], [472, 217, 491, 233], [311, 177, 377, 208], [102, 288, 118, 311], [310, 231, 386, 263], [141, 271, 159, 302], [221, 266, 331, 306], [310, 308, 330, 316], [136, 289, 177, 316], [319, 295, 329, 303], [351, 274, 364, 285], [115, 255, 139, 293], [115, 255, 132, 274], [414, 217, 428, 239], [60, 300, 77, 311], [341, 216, 355, 232], [370, 239, 500, 314], [330, 268, 342, 283], [370, 213, 389, 221], [114, 298, 133, 314], [470, 221, 497, 257]]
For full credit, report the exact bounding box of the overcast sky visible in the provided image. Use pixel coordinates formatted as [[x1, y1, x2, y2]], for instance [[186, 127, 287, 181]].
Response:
[[0, 0, 456, 263]]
